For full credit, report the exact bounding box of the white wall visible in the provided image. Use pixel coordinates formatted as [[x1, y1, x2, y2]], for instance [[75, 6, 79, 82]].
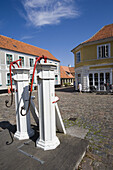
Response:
[[0, 49, 61, 90]]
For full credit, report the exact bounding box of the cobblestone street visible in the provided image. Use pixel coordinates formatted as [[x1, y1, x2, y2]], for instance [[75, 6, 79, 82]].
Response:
[[56, 87, 113, 170], [0, 87, 113, 169]]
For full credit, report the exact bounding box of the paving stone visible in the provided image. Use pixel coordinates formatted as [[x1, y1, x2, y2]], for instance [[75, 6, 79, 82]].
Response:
[[66, 125, 89, 139]]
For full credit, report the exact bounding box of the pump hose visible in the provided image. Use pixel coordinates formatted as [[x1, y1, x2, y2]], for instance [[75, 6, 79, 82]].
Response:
[[5, 59, 22, 108], [20, 91, 32, 116], [5, 90, 13, 108], [20, 55, 47, 116]]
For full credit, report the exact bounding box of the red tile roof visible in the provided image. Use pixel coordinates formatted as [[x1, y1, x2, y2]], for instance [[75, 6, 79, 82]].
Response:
[[60, 66, 75, 79], [69, 67, 75, 74], [0, 35, 60, 62], [83, 23, 113, 44]]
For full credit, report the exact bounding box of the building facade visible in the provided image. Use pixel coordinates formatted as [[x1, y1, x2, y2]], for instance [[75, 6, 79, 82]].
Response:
[[60, 65, 75, 86], [71, 24, 113, 91], [0, 35, 60, 91]]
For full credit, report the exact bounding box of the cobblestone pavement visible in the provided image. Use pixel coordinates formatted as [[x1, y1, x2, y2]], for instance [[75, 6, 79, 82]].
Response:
[[0, 87, 113, 170], [56, 87, 113, 170]]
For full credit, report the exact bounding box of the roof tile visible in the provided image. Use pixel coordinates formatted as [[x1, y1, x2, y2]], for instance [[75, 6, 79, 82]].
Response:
[[0, 35, 60, 62], [83, 23, 113, 44], [60, 66, 75, 79]]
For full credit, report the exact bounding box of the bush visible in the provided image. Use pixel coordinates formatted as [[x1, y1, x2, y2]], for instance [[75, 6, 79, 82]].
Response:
[[64, 82, 71, 87]]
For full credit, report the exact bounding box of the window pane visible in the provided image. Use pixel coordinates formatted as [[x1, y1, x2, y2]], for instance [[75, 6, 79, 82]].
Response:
[[106, 72, 110, 83], [94, 73, 98, 89], [100, 73, 104, 90], [105, 45, 109, 57], [98, 44, 109, 59], [99, 47, 101, 58], [29, 58, 34, 67], [6, 54, 13, 65], [76, 52, 80, 63], [89, 73, 93, 88], [7, 73, 14, 85], [19, 56, 24, 66]]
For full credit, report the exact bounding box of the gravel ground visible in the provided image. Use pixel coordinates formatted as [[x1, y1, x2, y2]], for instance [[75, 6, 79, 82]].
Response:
[[0, 87, 113, 170]]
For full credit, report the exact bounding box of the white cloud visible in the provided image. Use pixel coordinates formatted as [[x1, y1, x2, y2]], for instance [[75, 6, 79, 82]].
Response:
[[20, 35, 34, 40], [21, 0, 79, 27]]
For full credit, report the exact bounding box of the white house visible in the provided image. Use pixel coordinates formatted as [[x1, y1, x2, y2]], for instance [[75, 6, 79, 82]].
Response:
[[0, 35, 60, 91]]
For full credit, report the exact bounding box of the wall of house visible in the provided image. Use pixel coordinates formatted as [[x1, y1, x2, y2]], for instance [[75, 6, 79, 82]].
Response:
[[74, 40, 113, 69], [0, 49, 60, 90]]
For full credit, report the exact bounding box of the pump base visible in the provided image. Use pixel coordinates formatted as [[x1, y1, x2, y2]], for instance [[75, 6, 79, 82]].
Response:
[[36, 136, 60, 151], [14, 129, 34, 140]]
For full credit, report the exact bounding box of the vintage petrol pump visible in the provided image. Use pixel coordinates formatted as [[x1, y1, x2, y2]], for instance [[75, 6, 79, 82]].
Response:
[[5, 57, 47, 140], [36, 63, 66, 150], [5, 59, 34, 140], [12, 67, 34, 140]]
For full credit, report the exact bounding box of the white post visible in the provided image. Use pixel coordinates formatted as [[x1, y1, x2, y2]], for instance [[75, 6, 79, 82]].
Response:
[[12, 68, 34, 140], [36, 63, 60, 150]]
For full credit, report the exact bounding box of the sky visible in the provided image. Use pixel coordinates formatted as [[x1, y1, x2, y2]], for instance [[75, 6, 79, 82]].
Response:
[[0, 0, 113, 66]]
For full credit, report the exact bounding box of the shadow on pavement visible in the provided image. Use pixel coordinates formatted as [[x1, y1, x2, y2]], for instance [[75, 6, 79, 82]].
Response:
[[0, 121, 16, 145], [30, 124, 39, 144], [55, 87, 76, 93]]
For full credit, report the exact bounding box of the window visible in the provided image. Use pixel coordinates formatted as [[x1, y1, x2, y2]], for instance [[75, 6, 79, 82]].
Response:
[[19, 56, 24, 66], [7, 73, 14, 86], [6, 54, 13, 65], [89, 73, 93, 87], [66, 71, 70, 75], [30, 74, 35, 84], [29, 58, 34, 67], [97, 44, 110, 59], [78, 74, 81, 84], [100, 73, 104, 90], [105, 72, 110, 84], [76, 51, 81, 63], [55, 75, 58, 80], [94, 73, 98, 89]]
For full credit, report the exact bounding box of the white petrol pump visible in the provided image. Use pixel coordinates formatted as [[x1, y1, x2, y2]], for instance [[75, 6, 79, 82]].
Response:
[[36, 63, 66, 150], [12, 68, 34, 140], [5, 56, 66, 150]]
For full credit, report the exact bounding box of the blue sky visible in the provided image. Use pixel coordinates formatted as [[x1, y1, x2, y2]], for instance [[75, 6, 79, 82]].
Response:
[[0, 0, 113, 66]]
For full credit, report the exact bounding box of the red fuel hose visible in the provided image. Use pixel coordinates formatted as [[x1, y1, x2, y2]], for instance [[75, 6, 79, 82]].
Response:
[[5, 59, 22, 107]]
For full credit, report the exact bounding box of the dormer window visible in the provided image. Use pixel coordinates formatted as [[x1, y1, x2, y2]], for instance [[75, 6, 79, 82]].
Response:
[[76, 51, 81, 63], [97, 44, 110, 59], [66, 71, 70, 75]]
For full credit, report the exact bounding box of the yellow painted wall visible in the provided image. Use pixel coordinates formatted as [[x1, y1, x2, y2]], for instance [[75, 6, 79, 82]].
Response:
[[74, 40, 113, 68]]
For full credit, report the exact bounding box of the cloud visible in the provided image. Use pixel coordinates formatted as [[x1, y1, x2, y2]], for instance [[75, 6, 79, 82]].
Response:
[[21, 0, 79, 27], [20, 35, 34, 40]]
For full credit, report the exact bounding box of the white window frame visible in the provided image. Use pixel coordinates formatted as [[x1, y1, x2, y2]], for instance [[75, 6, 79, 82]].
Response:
[[5, 53, 14, 65], [29, 57, 35, 67], [97, 43, 110, 59], [18, 55, 25, 66], [76, 51, 81, 63]]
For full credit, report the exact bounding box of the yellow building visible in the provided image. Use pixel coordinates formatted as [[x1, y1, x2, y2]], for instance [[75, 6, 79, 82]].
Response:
[[71, 23, 113, 92]]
